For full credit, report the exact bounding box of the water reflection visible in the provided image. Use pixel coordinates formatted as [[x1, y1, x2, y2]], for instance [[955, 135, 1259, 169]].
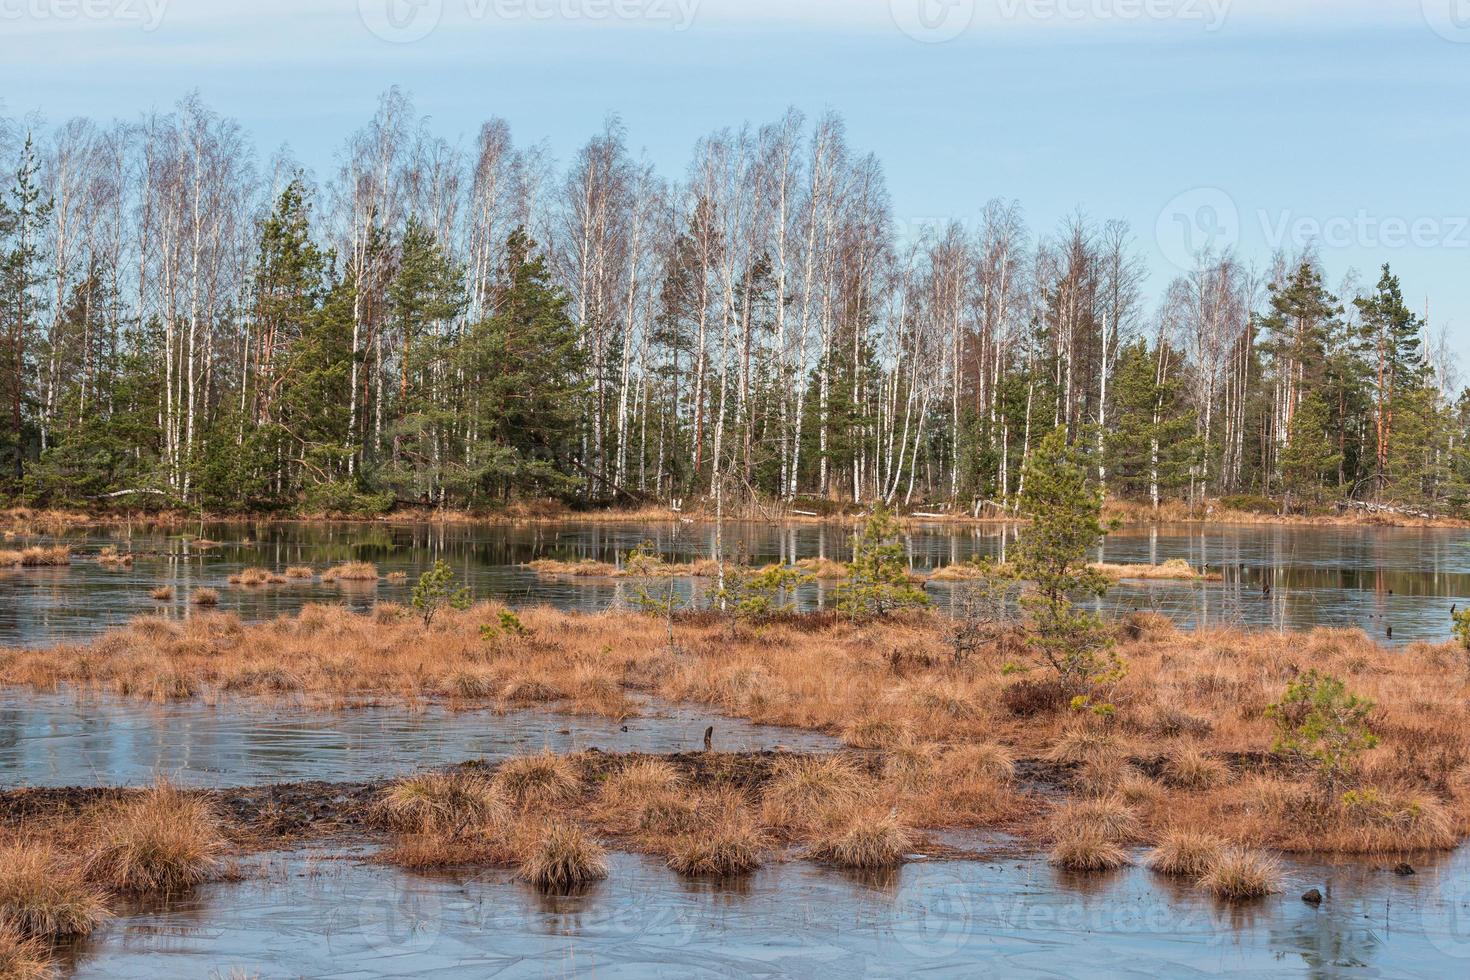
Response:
[[3, 520, 1468, 646], [0, 693, 840, 788], [65, 847, 1470, 978]]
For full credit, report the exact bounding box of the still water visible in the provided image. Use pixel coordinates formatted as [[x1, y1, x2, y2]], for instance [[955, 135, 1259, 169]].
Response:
[[66, 845, 1470, 978], [0, 692, 839, 789], [3, 520, 1468, 646]]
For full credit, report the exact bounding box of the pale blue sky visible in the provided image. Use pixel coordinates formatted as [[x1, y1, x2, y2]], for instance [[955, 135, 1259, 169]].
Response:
[[3, 0, 1468, 359]]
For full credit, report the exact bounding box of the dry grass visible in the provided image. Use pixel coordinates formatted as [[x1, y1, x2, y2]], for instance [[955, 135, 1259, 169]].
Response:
[[494, 753, 583, 811], [284, 567, 315, 580], [1160, 745, 1230, 790], [188, 588, 219, 607], [0, 924, 51, 980], [804, 808, 914, 868], [4, 603, 1468, 856], [82, 781, 224, 894], [320, 562, 379, 583], [149, 586, 174, 601], [516, 821, 608, 889], [1049, 796, 1142, 843], [0, 547, 70, 568], [760, 757, 870, 830], [1198, 848, 1281, 900], [1146, 830, 1226, 877], [0, 844, 110, 938], [666, 818, 766, 877], [1048, 827, 1131, 872], [1094, 559, 1206, 581], [374, 773, 507, 835], [228, 568, 285, 586]]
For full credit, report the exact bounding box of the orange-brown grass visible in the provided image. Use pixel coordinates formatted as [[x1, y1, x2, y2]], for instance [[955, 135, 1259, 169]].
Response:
[[4, 605, 1468, 854], [528, 559, 623, 578], [1198, 848, 1281, 900], [189, 588, 219, 607], [380, 826, 520, 870], [0, 844, 110, 938], [228, 568, 284, 586], [0, 923, 51, 980], [320, 562, 379, 583], [760, 756, 871, 831], [793, 558, 850, 580], [97, 547, 133, 568], [516, 821, 607, 889], [373, 773, 507, 835], [1160, 745, 1230, 790], [1048, 827, 1130, 872], [1048, 796, 1142, 843], [149, 585, 174, 601], [666, 816, 767, 877], [1094, 559, 1204, 582], [284, 566, 315, 580], [0, 547, 71, 568], [1145, 830, 1227, 877], [803, 808, 914, 869], [82, 781, 224, 893], [494, 753, 583, 811], [592, 758, 685, 832]]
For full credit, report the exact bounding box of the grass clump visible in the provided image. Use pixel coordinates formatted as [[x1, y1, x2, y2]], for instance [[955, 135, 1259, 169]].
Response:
[[321, 562, 379, 583], [804, 808, 914, 869], [0, 924, 51, 980], [374, 772, 507, 835], [1145, 830, 1226, 878], [0, 844, 110, 938], [1198, 848, 1281, 900], [1048, 826, 1130, 872], [760, 756, 869, 830], [149, 585, 174, 601], [1161, 745, 1229, 790], [83, 782, 224, 894], [494, 753, 583, 811], [189, 588, 220, 607], [284, 567, 315, 580], [0, 547, 70, 568], [516, 821, 608, 889], [666, 819, 766, 877]]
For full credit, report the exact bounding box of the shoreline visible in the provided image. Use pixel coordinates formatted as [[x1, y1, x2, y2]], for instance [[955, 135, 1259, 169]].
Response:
[[6, 501, 1469, 533]]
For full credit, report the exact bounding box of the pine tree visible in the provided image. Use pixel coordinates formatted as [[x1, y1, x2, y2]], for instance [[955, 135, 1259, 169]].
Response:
[[459, 228, 587, 500], [1012, 427, 1121, 700], [0, 137, 52, 489], [1106, 338, 1199, 505]]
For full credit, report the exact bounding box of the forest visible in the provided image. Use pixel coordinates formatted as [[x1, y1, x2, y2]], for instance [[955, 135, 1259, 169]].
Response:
[[1, 89, 1467, 517]]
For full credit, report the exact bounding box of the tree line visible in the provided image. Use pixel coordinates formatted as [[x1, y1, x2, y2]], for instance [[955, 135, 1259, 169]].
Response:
[[1, 89, 1467, 515]]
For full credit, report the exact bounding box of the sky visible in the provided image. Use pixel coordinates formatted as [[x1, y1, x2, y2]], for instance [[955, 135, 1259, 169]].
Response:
[[2, 0, 1468, 358]]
